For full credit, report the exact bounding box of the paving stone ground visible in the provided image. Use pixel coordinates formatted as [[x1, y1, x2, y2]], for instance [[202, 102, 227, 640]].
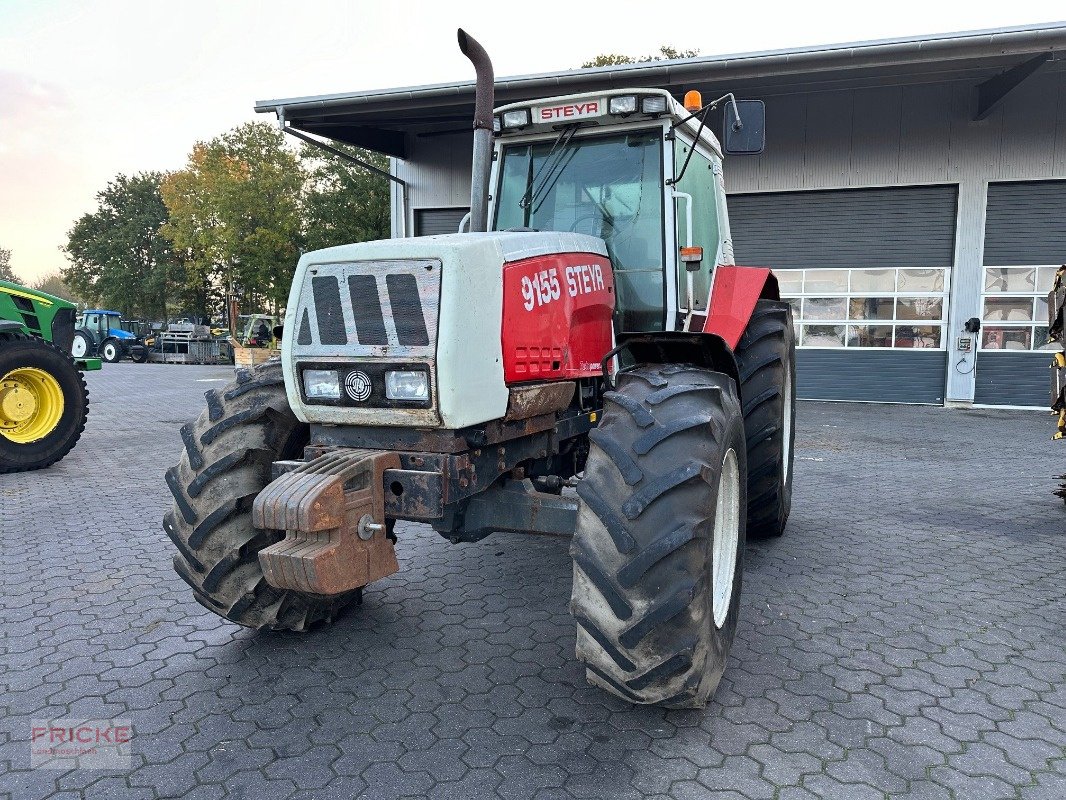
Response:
[[2, 362, 1064, 800]]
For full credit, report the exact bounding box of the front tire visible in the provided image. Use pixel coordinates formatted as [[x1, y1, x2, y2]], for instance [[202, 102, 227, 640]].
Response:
[[164, 360, 358, 631], [0, 334, 89, 473], [734, 300, 796, 539], [100, 339, 121, 363], [571, 364, 747, 707]]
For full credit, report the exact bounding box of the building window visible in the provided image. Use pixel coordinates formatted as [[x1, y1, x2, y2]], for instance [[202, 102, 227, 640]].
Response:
[[980, 266, 1058, 351], [778, 267, 949, 349]]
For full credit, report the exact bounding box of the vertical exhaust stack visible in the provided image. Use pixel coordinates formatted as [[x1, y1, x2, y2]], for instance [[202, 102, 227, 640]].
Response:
[[458, 29, 494, 233]]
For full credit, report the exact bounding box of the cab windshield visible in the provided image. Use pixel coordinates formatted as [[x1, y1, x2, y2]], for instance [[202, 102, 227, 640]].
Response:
[[494, 129, 665, 331]]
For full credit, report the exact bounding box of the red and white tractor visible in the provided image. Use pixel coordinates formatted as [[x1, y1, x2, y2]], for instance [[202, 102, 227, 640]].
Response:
[[165, 31, 795, 707]]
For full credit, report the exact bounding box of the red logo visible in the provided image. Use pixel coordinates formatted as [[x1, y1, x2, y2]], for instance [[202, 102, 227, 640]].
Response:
[[538, 102, 600, 121]]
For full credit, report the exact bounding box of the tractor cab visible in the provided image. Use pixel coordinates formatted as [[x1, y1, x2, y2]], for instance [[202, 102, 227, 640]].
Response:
[[489, 88, 764, 334], [236, 314, 278, 348]]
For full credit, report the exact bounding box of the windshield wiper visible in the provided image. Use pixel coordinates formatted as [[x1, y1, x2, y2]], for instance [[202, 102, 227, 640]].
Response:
[[519, 123, 580, 211]]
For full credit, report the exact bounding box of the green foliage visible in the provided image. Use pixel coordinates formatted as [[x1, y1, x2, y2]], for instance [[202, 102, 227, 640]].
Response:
[[161, 122, 305, 314], [301, 144, 390, 252], [581, 46, 700, 69], [66, 122, 393, 320], [0, 247, 15, 283], [63, 173, 179, 319], [31, 272, 83, 304]]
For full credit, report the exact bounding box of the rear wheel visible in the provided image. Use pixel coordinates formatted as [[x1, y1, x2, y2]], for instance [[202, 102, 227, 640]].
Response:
[[71, 330, 92, 358], [0, 334, 89, 473], [164, 359, 359, 631], [100, 339, 121, 363], [734, 300, 796, 539], [570, 364, 747, 707]]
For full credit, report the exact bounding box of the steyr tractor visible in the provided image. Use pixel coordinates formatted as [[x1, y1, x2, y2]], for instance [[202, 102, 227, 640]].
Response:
[[73, 309, 149, 363], [165, 31, 795, 707], [1, 280, 99, 473]]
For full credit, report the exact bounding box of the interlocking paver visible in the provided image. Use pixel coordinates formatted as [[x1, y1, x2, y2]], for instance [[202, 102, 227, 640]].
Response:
[[2, 362, 1064, 799]]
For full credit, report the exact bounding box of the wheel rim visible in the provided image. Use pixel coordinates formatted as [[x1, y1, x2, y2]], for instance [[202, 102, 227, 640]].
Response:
[[71, 336, 87, 358], [0, 367, 65, 444], [782, 361, 793, 484], [104, 343, 117, 360], [711, 447, 741, 629]]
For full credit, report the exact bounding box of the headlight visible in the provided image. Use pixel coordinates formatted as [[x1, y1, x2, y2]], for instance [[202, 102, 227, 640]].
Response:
[[609, 95, 638, 115], [303, 369, 341, 399], [385, 370, 429, 401], [641, 95, 668, 114], [502, 109, 531, 129]]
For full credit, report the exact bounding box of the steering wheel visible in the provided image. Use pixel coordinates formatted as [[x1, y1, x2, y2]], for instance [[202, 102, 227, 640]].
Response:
[[568, 213, 633, 240]]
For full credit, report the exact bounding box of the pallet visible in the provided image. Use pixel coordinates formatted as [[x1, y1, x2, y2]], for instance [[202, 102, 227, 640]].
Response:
[[233, 344, 280, 367]]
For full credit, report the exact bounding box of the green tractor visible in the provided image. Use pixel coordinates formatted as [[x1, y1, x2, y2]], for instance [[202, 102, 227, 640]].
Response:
[[0, 279, 99, 473]]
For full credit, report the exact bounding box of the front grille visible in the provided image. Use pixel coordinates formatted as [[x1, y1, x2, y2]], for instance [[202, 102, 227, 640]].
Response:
[[292, 259, 441, 358]]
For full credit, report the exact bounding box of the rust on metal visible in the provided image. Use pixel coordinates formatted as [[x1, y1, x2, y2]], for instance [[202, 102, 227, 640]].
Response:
[[504, 382, 575, 421], [255, 448, 401, 596]]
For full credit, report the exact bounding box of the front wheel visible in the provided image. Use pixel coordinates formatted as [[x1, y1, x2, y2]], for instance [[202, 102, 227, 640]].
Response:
[[570, 364, 747, 707], [164, 360, 359, 631], [100, 339, 121, 363], [0, 334, 89, 473]]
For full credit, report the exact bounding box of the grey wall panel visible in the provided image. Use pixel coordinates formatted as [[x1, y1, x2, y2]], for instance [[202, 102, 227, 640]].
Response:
[[973, 352, 1051, 406], [796, 350, 947, 403], [725, 67, 1066, 194], [983, 181, 1066, 265], [394, 132, 474, 235], [728, 186, 958, 269], [415, 208, 469, 236]]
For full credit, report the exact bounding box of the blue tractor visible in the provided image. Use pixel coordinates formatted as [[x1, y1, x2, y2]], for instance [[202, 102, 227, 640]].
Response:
[[72, 310, 148, 363]]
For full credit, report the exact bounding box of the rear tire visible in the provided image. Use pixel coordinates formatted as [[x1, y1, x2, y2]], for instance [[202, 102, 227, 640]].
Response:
[[570, 364, 747, 707], [734, 300, 796, 539], [164, 359, 358, 631], [0, 334, 89, 473], [71, 330, 92, 359]]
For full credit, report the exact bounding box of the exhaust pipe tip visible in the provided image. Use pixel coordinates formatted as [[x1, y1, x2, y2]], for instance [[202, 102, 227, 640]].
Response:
[[457, 28, 473, 56], [457, 28, 495, 233]]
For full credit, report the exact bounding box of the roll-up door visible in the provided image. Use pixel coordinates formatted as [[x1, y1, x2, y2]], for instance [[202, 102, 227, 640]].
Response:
[[975, 181, 1066, 406], [729, 186, 958, 403], [414, 208, 469, 236]]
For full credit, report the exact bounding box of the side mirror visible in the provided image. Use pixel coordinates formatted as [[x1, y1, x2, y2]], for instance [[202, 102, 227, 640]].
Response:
[[723, 100, 765, 155]]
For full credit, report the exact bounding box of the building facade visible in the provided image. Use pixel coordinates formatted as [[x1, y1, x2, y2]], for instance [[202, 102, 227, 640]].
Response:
[[258, 24, 1066, 407]]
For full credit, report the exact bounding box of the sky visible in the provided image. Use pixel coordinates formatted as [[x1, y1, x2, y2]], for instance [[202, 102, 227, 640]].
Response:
[[1, 0, 1063, 283]]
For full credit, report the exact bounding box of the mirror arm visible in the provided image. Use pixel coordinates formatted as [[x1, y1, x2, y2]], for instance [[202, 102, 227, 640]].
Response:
[[668, 93, 742, 185]]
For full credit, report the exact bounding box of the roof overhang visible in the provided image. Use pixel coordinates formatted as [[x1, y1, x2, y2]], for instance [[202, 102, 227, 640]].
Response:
[[256, 22, 1066, 158]]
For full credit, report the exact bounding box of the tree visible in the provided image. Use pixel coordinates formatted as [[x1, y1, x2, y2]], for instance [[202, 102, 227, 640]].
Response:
[[581, 46, 700, 69], [31, 272, 83, 304], [161, 122, 304, 316], [63, 173, 180, 319], [301, 144, 390, 252], [0, 247, 15, 283]]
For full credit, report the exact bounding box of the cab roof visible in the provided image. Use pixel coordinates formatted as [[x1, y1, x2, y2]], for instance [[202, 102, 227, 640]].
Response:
[[493, 88, 722, 155]]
